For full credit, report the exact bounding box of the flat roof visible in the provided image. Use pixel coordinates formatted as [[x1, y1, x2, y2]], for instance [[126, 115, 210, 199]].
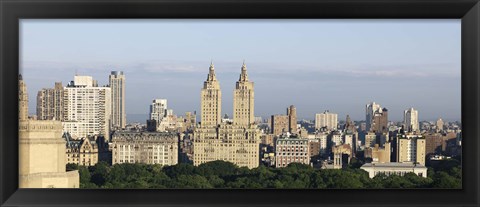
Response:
[[361, 162, 427, 169]]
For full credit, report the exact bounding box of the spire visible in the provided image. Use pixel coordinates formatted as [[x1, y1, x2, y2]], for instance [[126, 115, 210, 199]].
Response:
[[206, 61, 216, 81], [239, 60, 248, 82]]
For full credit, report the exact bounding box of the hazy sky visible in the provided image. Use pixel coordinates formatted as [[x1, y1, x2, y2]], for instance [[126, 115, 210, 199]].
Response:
[[20, 19, 461, 123]]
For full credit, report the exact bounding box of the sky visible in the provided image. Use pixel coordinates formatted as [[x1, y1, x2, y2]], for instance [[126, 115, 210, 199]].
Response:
[[20, 19, 461, 123]]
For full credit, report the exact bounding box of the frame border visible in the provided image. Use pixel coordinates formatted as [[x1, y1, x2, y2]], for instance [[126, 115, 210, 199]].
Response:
[[1, 0, 479, 206]]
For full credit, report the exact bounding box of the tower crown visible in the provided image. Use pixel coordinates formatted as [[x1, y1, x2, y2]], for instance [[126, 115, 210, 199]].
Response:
[[239, 60, 248, 82], [207, 60, 217, 81]]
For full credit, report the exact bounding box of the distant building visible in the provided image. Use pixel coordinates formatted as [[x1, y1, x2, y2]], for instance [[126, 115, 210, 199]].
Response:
[[436, 118, 444, 132], [365, 143, 391, 163], [315, 132, 329, 156], [365, 102, 388, 133], [271, 115, 289, 136], [287, 105, 298, 134], [110, 131, 178, 165], [62, 75, 111, 141], [109, 71, 126, 129], [396, 134, 426, 165], [425, 133, 443, 156], [149, 99, 168, 122], [404, 108, 419, 133], [275, 137, 310, 168], [308, 138, 320, 157], [315, 110, 338, 131], [36, 82, 64, 121], [365, 132, 377, 148], [360, 162, 427, 178]]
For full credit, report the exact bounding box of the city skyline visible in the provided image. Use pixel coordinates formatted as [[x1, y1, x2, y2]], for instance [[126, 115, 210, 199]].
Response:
[[21, 19, 461, 122]]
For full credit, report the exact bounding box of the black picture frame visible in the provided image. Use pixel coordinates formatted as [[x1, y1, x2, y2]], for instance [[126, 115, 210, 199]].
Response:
[[1, 0, 479, 206]]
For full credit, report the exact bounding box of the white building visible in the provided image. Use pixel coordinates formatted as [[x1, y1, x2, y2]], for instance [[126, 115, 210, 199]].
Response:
[[109, 71, 126, 129], [330, 132, 343, 146], [315, 110, 338, 130], [62, 75, 111, 140], [404, 108, 419, 132], [150, 99, 168, 121], [360, 162, 428, 178]]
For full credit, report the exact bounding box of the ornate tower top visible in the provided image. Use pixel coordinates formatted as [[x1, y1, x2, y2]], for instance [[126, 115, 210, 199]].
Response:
[[239, 60, 248, 82], [206, 60, 217, 82]]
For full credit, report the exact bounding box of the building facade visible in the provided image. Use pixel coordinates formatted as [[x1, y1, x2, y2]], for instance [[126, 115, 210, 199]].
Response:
[[275, 138, 310, 168], [36, 82, 64, 121], [62, 75, 111, 140], [110, 131, 178, 165], [64, 133, 99, 166], [271, 115, 289, 136], [396, 134, 426, 165], [109, 71, 126, 129], [315, 110, 338, 131], [193, 62, 261, 169]]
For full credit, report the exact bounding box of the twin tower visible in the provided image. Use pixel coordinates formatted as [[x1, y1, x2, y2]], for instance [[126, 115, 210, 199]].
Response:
[[194, 62, 260, 169], [200, 61, 255, 127]]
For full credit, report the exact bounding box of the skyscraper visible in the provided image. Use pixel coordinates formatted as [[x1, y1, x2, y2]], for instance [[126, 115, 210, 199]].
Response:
[[200, 61, 222, 127], [109, 71, 126, 129], [287, 105, 297, 134], [193, 62, 260, 169], [271, 114, 289, 136], [36, 82, 64, 121], [233, 61, 254, 126], [365, 102, 388, 133], [366, 102, 381, 131], [404, 108, 419, 133], [315, 110, 338, 131], [62, 75, 111, 140]]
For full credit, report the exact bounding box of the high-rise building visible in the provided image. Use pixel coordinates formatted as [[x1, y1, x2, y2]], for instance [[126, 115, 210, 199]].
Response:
[[150, 99, 168, 122], [404, 108, 419, 133], [271, 115, 289, 136], [62, 75, 111, 140], [287, 105, 297, 134], [315, 110, 338, 131], [200, 61, 222, 127], [366, 102, 388, 133], [193, 62, 260, 169], [396, 134, 426, 165], [19, 75, 79, 188], [109, 71, 126, 129], [366, 102, 381, 132], [36, 82, 64, 121], [233, 61, 255, 126]]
